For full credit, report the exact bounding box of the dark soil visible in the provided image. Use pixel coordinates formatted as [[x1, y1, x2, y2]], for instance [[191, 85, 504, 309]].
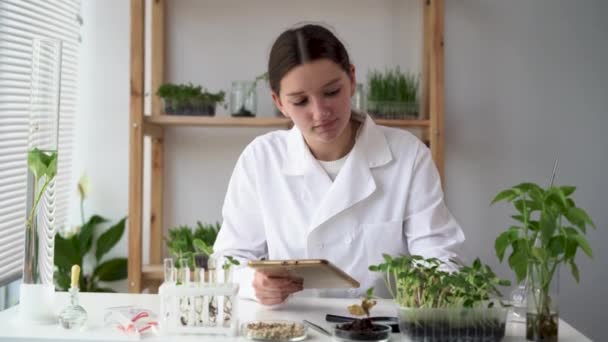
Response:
[[334, 319, 390, 341], [231, 106, 255, 117], [526, 312, 558, 342]]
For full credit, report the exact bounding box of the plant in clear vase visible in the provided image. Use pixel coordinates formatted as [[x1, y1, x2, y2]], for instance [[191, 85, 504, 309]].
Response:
[[19, 37, 62, 323], [492, 182, 595, 341]]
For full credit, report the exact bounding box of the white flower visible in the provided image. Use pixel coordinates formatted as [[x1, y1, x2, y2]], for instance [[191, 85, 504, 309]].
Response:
[[60, 225, 81, 239], [77, 172, 90, 199]]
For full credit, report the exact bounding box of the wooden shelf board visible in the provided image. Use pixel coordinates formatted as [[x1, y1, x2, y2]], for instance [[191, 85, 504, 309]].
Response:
[[142, 263, 163, 281], [144, 115, 430, 128]]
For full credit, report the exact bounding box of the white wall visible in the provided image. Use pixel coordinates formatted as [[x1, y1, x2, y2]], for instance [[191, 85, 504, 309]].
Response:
[[444, 1, 608, 340], [74, 0, 607, 339], [72, 0, 131, 291]]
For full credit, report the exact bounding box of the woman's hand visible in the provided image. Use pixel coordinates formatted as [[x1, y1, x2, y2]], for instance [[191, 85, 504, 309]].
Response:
[[252, 270, 304, 305]]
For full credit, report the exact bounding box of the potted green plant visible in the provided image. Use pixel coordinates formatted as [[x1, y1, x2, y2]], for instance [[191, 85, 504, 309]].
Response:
[[366, 67, 419, 119], [157, 83, 225, 116], [54, 173, 128, 292], [369, 255, 510, 341], [492, 183, 595, 341]]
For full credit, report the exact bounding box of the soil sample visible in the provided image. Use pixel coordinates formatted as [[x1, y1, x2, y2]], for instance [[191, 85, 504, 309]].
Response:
[[231, 106, 255, 117], [334, 319, 391, 341]]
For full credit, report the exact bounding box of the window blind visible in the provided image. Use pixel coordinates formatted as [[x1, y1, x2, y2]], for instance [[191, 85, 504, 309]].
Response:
[[0, 0, 81, 286]]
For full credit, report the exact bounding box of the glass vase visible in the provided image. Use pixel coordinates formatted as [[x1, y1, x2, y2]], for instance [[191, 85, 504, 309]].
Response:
[[19, 37, 62, 323], [526, 261, 559, 341], [509, 280, 527, 323], [230, 81, 256, 117]]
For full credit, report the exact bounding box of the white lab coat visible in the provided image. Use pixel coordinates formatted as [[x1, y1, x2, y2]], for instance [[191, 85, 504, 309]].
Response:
[[213, 113, 465, 300]]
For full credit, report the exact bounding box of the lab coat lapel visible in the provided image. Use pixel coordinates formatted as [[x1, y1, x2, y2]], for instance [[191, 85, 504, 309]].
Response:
[[309, 144, 375, 230], [282, 126, 333, 209], [309, 115, 393, 231], [281, 115, 393, 233]]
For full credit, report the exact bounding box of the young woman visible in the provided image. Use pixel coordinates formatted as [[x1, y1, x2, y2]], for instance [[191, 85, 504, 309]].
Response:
[[213, 24, 464, 305]]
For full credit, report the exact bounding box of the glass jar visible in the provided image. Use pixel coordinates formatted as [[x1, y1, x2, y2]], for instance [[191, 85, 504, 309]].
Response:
[[230, 81, 257, 117], [351, 83, 365, 112]]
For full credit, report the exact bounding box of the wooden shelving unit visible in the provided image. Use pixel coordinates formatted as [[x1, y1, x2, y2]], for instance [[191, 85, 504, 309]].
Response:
[[128, 0, 445, 292], [144, 115, 430, 128]]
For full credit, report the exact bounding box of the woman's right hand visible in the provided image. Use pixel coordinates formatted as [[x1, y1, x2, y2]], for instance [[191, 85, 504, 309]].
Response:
[[252, 270, 304, 305]]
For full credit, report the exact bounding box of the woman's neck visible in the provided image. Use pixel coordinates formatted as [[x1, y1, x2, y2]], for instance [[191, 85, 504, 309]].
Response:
[[308, 120, 360, 161]]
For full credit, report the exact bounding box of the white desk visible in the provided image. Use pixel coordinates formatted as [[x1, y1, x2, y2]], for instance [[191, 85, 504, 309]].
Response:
[[0, 292, 591, 341]]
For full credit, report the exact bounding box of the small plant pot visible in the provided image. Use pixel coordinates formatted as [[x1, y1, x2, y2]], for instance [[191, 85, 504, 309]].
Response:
[[190, 100, 216, 116], [398, 306, 507, 342], [367, 100, 418, 119], [162, 98, 216, 116]]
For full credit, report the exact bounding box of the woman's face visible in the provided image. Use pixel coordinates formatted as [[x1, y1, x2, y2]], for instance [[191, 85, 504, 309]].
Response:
[[273, 59, 356, 148]]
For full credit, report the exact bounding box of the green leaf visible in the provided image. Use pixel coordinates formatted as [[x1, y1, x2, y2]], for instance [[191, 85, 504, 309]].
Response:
[[508, 246, 528, 283], [513, 183, 541, 193], [547, 236, 565, 257], [491, 189, 517, 204], [45, 152, 58, 179], [528, 188, 544, 203], [565, 207, 595, 233], [95, 217, 126, 261], [563, 227, 579, 236], [54, 234, 81, 269], [514, 200, 540, 212], [540, 212, 557, 241], [79, 215, 107, 255], [495, 227, 518, 262], [569, 261, 580, 283], [93, 258, 128, 281], [27, 148, 47, 180], [570, 234, 593, 258], [545, 190, 568, 210], [564, 237, 578, 260], [560, 186, 576, 196], [54, 269, 71, 291], [511, 215, 525, 223], [193, 238, 213, 256]]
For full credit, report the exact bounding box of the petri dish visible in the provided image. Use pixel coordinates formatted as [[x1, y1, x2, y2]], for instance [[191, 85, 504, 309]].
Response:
[[333, 322, 392, 342]]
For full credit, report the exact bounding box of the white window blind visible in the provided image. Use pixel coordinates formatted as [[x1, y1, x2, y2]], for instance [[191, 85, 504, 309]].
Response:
[[0, 0, 81, 286]]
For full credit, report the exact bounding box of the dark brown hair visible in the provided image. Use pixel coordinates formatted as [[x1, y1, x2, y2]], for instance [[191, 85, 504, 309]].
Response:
[[268, 24, 351, 95]]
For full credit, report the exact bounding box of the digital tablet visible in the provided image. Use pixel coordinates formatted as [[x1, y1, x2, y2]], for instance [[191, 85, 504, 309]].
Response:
[[247, 259, 360, 289]]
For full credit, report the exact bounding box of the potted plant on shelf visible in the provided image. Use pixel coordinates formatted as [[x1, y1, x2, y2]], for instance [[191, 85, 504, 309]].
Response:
[[157, 83, 225, 116], [492, 182, 595, 342], [366, 67, 419, 119], [369, 255, 510, 341]]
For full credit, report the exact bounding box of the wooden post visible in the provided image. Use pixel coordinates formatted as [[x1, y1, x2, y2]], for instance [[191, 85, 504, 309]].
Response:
[[427, 0, 445, 182], [150, 0, 165, 276], [128, 0, 145, 293]]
